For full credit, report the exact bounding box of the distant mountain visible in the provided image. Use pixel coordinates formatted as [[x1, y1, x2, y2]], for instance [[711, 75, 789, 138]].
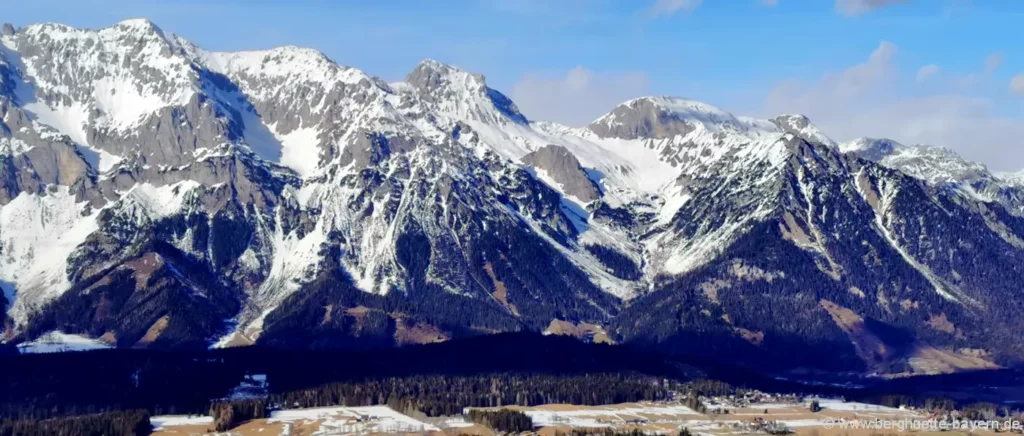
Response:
[[841, 137, 1024, 215], [2, 20, 1024, 376]]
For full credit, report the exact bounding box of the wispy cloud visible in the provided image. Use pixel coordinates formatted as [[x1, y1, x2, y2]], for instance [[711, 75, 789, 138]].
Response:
[[1012, 74, 1024, 96], [952, 52, 1005, 89], [916, 64, 940, 82], [646, 0, 703, 17], [511, 66, 650, 126], [834, 0, 909, 16], [763, 41, 1024, 171], [984, 52, 1005, 73]]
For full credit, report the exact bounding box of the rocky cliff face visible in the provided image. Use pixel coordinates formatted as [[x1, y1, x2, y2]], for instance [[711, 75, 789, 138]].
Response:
[[2, 20, 1023, 375], [521, 144, 601, 202]]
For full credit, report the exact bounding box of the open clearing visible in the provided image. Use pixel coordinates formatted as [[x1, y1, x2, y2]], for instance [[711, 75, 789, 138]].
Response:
[[152, 399, 1002, 435], [479, 399, 1000, 436]]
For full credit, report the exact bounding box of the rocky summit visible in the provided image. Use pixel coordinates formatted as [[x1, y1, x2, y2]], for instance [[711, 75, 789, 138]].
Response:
[[2, 19, 1024, 376]]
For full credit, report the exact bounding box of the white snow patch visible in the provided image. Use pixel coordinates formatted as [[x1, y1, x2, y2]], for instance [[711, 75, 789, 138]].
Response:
[[0, 187, 100, 325], [511, 403, 700, 429], [124, 181, 201, 220], [661, 217, 751, 275], [77, 145, 124, 173], [275, 126, 322, 178], [208, 317, 241, 349], [17, 331, 113, 354], [268, 405, 439, 434], [92, 77, 178, 131], [24, 102, 92, 146], [150, 415, 214, 431], [0, 137, 33, 155]]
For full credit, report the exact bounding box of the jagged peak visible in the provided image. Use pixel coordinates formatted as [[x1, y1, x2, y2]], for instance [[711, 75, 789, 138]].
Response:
[[109, 18, 163, 33], [998, 169, 1024, 186], [403, 58, 527, 125], [24, 18, 167, 41], [841, 136, 905, 151], [242, 45, 334, 62], [22, 22, 77, 34], [842, 137, 994, 185], [774, 113, 811, 122], [405, 58, 487, 93], [587, 96, 763, 140], [769, 113, 814, 131], [19, 19, 180, 56], [769, 113, 837, 148], [413, 58, 456, 72], [585, 97, 841, 148], [839, 137, 906, 161], [201, 45, 373, 87], [614, 96, 738, 121]]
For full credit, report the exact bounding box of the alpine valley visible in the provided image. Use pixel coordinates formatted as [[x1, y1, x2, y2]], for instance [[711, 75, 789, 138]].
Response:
[[2, 19, 1024, 376]]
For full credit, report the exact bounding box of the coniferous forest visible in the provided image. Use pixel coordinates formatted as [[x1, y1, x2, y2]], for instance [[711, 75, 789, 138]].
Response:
[[0, 410, 151, 436]]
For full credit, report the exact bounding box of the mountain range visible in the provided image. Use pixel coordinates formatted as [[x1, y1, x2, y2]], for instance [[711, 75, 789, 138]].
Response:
[[2, 19, 1023, 376]]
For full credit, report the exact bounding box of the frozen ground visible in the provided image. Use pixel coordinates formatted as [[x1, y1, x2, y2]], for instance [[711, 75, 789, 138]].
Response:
[[267, 405, 439, 434], [486, 402, 703, 429], [150, 415, 214, 431], [16, 331, 113, 354], [473, 399, 927, 435]]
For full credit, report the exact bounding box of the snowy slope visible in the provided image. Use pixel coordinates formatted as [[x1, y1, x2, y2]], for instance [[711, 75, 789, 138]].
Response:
[[840, 137, 1024, 214], [0, 187, 100, 324], [16, 331, 113, 353], [1, 19, 1023, 374]]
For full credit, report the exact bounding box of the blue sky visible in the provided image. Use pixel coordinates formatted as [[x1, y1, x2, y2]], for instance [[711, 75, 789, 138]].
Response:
[[4, 0, 1024, 170]]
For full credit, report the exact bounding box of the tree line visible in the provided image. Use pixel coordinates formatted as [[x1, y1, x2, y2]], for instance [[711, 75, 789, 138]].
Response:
[[0, 410, 150, 436], [466, 409, 533, 433], [208, 398, 269, 432], [272, 373, 670, 417]]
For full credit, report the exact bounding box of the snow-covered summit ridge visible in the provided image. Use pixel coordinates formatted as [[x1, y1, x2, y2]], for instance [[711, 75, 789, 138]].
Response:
[[587, 96, 772, 140], [3, 19, 1024, 363], [998, 169, 1024, 186], [201, 46, 373, 88], [7, 18, 199, 136], [400, 58, 529, 126], [840, 137, 991, 185], [584, 96, 829, 142]]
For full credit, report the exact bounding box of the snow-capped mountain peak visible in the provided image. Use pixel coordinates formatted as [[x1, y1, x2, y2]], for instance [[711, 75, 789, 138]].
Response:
[[840, 137, 995, 185], [202, 46, 371, 88], [839, 137, 906, 161], [401, 58, 528, 126], [587, 96, 758, 140], [768, 114, 837, 148], [7, 17, 200, 143], [998, 169, 1024, 186], [3, 20, 1024, 377]]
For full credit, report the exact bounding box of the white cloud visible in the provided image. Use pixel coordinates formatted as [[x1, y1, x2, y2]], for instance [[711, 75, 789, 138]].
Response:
[[835, 0, 908, 16], [762, 41, 1024, 171], [953, 52, 1005, 89], [1012, 74, 1024, 96], [647, 0, 703, 17], [510, 66, 650, 126], [916, 64, 940, 82], [765, 41, 897, 109], [985, 53, 1005, 73], [761, 0, 780, 6]]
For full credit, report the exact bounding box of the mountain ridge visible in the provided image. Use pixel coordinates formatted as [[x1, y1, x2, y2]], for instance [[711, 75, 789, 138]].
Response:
[[2, 19, 1023, 376]]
